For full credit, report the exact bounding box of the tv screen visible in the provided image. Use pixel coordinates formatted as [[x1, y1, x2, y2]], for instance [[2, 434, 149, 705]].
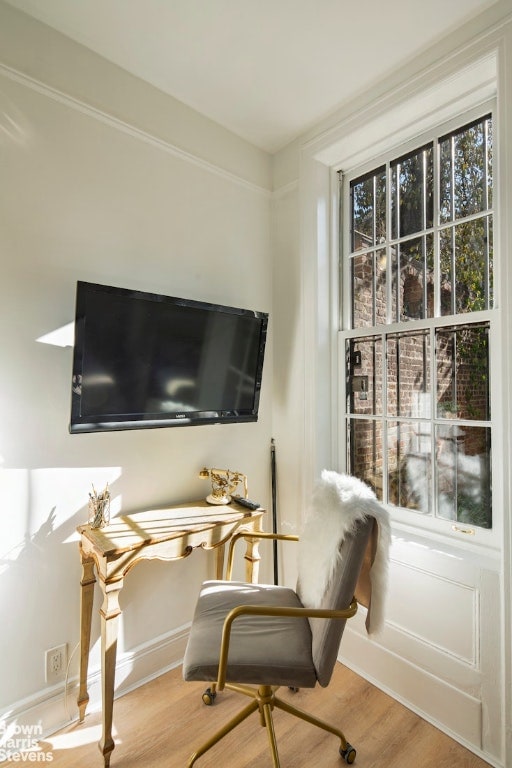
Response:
[[69, 282, 268, 433]]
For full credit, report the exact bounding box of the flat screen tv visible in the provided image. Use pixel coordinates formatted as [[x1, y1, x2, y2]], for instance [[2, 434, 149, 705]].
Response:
[[69, 281, 268, 433]]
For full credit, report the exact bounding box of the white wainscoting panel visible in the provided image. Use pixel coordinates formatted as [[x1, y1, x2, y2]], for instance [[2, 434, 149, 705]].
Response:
[[387, 561, 478, 664], [339, 529, 503, 767]]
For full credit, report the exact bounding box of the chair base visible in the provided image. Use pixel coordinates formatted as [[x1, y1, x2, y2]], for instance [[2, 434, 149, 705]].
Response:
[[187, 684, 356, 767]]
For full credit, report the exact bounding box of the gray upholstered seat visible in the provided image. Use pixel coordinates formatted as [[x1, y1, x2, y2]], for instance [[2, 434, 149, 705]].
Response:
[[184, 580, 317, 688]]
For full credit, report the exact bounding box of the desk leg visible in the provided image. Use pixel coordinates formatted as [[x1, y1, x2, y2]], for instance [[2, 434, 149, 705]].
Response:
[[98, 577, 123, 768], [244, 516, 263, 584], [77, 547, 96, 722], [214, 543, 226, 580]]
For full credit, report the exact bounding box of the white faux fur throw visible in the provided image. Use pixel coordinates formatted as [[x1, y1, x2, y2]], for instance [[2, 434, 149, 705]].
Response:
[[298, 470, 391, 635]]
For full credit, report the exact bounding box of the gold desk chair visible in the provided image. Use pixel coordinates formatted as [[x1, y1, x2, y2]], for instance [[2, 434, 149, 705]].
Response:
[[183, 487, 385, 767]]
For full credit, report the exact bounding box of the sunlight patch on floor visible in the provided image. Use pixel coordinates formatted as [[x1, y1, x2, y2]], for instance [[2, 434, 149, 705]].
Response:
[[41, 723, 120, 751]]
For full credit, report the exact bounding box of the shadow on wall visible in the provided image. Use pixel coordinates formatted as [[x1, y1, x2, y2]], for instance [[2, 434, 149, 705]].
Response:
[[0, 466, 122, 712], [0, 505, 57, 579]]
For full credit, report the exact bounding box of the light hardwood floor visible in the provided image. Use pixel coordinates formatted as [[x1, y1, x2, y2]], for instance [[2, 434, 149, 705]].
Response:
[[39, 663, 491, 767]]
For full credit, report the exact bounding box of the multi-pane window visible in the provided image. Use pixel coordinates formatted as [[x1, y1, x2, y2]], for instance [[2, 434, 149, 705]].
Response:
[[343, 114, 493, 529]]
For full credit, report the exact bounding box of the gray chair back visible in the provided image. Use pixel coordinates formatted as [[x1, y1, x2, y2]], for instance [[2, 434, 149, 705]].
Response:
[[297, 516, 373, 687]]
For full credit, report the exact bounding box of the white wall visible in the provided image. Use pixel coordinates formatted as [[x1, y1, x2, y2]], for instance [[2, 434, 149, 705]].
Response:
[[0, 3, 273, 734], [269, 184, 302, 585], [271, 3, 512, 767]]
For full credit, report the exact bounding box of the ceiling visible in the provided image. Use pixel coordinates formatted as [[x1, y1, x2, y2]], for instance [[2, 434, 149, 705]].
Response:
[[4, 0, 500, 153]]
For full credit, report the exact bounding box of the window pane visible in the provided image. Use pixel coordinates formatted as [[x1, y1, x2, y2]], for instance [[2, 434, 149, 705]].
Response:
[[391, 246, 399, 323], [352, 248, 388, 328], [396, 235, 434, 320], [388, 421, 431, 513], [439, 217, 493, 315], [351, 176, 374, 251], [391, 145, 433, 238], [439, 227, 454, 315], [455, 217, 492, 313], [351, 253, 374, 327], [347, 418, 383, 500], [439, 115, 492, 223], [375, 169, 387, 243], [387, 331, 431, 418], [375, 248, 387, 324], [453, 121, 486, 219], [351, 168, 386, 251], [436, 425, 491, 528], [439, 135, 452, 223], [347, 337, 383, 416], [436, 323, 490, 421]]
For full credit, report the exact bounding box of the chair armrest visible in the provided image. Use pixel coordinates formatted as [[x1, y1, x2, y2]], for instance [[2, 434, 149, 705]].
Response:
[[226, 532, 299, 580], [216, 597, 358, 690]]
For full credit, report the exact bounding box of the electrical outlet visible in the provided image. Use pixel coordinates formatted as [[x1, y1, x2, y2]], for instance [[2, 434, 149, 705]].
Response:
[[45, 644, 67, 682]]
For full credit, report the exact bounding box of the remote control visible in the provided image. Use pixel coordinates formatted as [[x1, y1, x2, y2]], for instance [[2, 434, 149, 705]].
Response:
[[231, 495, 260, 510]]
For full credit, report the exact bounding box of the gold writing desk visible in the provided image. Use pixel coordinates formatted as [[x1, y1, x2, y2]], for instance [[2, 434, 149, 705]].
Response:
[[77, 499, 264, 767]]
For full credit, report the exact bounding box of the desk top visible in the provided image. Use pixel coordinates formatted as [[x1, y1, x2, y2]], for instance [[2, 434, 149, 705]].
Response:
[[77, 499, 262, 556]]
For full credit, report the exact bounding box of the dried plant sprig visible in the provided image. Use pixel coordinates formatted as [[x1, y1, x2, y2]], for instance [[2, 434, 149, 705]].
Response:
[[88, 482, 111, 528]]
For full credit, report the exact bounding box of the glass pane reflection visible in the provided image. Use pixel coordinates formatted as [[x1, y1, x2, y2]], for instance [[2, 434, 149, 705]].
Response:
[[435, 425, 491, 528], [388, 421, 431, 513]]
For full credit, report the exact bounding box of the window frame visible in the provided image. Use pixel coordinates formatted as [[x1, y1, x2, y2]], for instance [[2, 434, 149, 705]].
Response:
[[338, 99, 499, 550]]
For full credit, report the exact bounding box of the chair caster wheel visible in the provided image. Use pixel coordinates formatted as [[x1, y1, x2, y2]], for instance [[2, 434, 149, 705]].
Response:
[[340, 742, 356, 764], [288, 687, 299, 693], [202, 688, 216, 706]]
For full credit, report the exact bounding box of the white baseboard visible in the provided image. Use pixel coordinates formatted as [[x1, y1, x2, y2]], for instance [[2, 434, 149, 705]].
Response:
[[339, 623, 503, 768], [0, 623, 190, 751]]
